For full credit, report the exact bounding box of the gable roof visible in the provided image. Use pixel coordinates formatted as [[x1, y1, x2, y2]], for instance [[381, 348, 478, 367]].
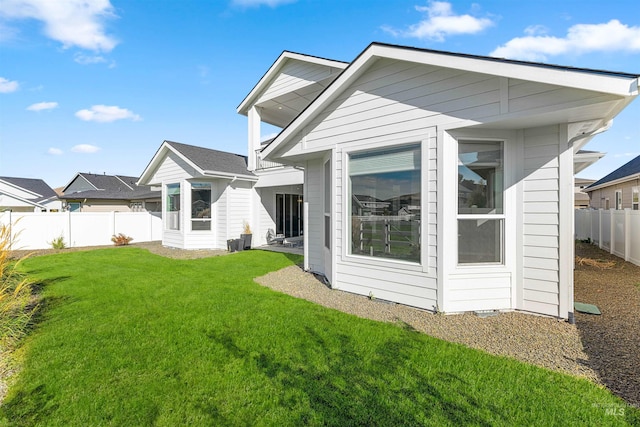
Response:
[[237, 51, 348, 120], [584, 155, 640, 192], [262, 42, 639, 162], [60, 172, 159, 201], [0, 176, 58, 203], [138, 140, 257, 185]]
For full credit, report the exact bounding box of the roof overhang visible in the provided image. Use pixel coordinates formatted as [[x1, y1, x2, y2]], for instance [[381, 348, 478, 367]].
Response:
[[237, 51, 348, 128], [138, 141, 257, 186], [584, 173, 640, 192], [574, 150, 606, 174], [262, 42, 639, 162]]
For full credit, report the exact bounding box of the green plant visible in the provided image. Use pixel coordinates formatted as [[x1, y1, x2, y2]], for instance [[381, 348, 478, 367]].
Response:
[[49, 235, 66, 249], [111, 233, 133, 246], [0, 221, 38, 349]]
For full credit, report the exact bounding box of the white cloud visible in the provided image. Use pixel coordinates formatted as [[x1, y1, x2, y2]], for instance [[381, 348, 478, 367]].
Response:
[[0, 77, 19, 93], [26, 101, 58, 111], [382, 1, 494, 41], [71, 144, 100, 153], [491, 19, 640, 61], [75, 105, 141, 123], [0, 0, 118, 52], [74, 53, 106, 64], [47, 147, 63, 155], [231, 0, 295, 7]]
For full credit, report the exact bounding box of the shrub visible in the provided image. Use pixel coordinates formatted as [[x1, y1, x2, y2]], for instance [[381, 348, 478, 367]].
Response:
[[49, 235, 66, 249], [0, 221, 38, 348], [111, 233, 133, 246]]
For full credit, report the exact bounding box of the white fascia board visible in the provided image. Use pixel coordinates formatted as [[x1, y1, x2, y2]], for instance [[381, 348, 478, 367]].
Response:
[[61, 173, 99, 193], [371, 44, 639, 96], [0, 180, 42, 199], [202, 170, 258, 182], [262, 44, 638, 162], [262, 51, 377, 160], [583, 173, 640, 192], [237, 52, 348, 116], [138, 141, 206, 186], [0, 192, 46, 209]]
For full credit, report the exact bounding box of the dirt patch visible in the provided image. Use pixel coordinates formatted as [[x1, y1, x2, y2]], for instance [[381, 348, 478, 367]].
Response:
[[574, 242, 640, 408]]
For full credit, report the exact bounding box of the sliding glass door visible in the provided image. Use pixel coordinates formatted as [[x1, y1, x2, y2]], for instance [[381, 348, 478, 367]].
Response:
[[276, 193, 303, 237]]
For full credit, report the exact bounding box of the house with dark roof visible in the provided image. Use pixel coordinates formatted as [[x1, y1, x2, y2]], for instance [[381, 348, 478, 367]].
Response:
[[138, 52, 348, 250], [0, 176, 62, 212], [584, 155, 640, 210], [256, 42, 638, 321], [60, 173, 160, 212], [137, 43, 638, 321]]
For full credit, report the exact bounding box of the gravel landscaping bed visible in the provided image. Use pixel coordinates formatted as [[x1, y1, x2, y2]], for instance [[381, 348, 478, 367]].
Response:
[[255, 265, 599, 382], [573, 242, 640, 408]]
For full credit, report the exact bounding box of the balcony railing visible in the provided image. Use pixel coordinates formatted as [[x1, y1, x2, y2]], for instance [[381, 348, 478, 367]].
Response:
[[255, 149, 285, 170]]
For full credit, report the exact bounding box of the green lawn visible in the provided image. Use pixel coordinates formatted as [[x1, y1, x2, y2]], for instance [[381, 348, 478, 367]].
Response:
[[2, 248, 637, 426]]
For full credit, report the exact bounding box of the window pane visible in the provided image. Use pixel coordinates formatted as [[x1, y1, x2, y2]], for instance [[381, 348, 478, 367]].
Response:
[[350, 144, 421, 263], [191, 182, 211, 231], [191, 182, 211, 219], [191, 221, 211, 231], [166, 183, 180, 230], [458, 219, 502, 264], [458, 141, 503, 214]]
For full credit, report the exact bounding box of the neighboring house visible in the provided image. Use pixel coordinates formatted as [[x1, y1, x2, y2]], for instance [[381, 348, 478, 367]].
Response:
[[574, 177, 596, 209], [138, 51, 348, 250], [258, 42, 639, 320], [584, 155, 640, 210], [60, 173, 161, 212], [0, 176, 62, 212]]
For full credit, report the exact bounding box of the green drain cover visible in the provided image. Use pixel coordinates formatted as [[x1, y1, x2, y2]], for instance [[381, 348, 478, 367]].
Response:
[[574, 302, 601, 315]]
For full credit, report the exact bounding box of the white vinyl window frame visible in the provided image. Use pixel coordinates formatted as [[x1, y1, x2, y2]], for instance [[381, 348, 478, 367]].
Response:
[[632, 186, 639, 210], [190, 182, 212, 231], [324, 159, 331, 249], [615, 190, 623, 210], [456, 139, 505, 266], [347, 143, 422, 264], [166, 183, 181, 231]]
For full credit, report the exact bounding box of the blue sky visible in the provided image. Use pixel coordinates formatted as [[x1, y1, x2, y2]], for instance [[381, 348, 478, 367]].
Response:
[[1, 0, 638, 188]]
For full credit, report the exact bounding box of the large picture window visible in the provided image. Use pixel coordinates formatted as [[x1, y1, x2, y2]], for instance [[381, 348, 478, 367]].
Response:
[[457, 140, 504, 264], [349, 144, 421, 263], [166, 183, 180, 230], [191, 182, 211, 231]]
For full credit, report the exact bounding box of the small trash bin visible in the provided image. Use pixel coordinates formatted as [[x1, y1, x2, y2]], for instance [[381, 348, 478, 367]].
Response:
[[227, 239, 243, 252]]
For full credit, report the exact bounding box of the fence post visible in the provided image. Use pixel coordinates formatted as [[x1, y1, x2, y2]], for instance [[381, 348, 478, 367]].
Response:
[[598, 209, 603, 250], [66, 210, 72, 248], [624, 209, 631, 262], [110, 211, 116, 240], [610, 209, 615, 254]]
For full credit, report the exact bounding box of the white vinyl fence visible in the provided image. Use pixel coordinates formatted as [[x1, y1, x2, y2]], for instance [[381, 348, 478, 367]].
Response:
[[0, 211, 162, 250], [575, 209, 640, 267]]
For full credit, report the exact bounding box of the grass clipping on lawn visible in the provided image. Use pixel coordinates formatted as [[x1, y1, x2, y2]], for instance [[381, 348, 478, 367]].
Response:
[[576, 256, 617, 269]]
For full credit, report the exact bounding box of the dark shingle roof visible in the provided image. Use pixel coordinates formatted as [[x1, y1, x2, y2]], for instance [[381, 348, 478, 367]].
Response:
[[586, 155, 640, 189], [165, 141, 254, 177], [0, 176, 58, 202], [61, 173, 159, 200]]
